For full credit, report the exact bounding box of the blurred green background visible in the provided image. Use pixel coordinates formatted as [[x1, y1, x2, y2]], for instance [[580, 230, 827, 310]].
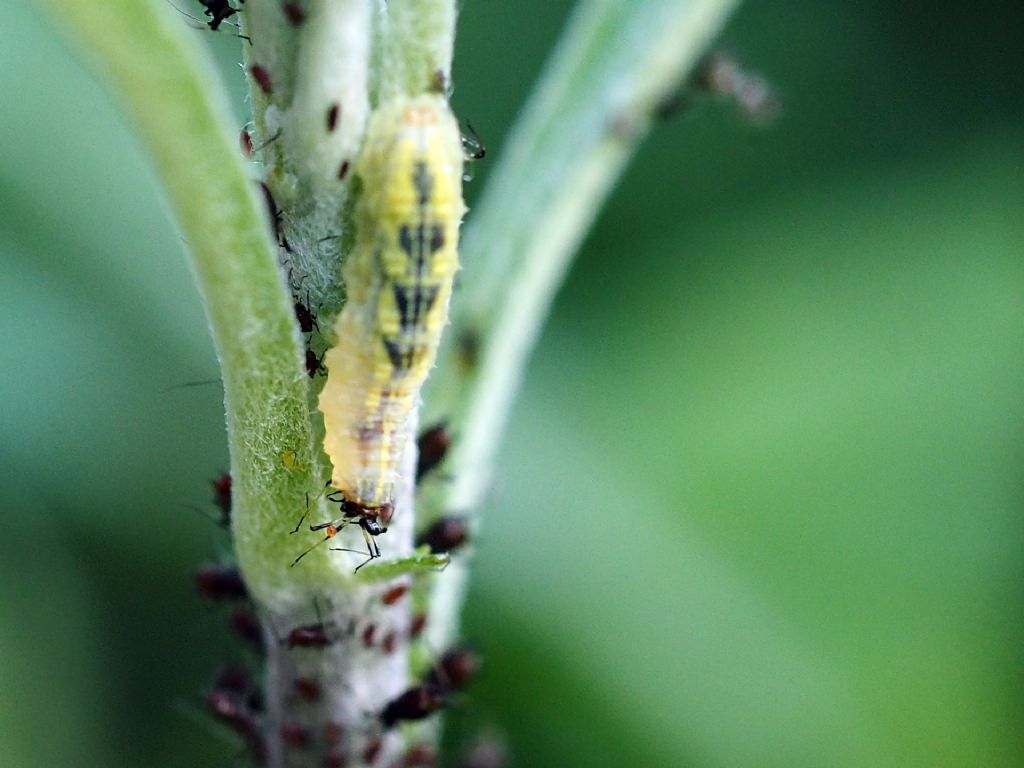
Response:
[[1, 0, 1022, 766]]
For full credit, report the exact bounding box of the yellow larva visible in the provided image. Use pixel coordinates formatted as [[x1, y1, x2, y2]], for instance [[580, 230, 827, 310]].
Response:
[[318, 95, 464, 515]]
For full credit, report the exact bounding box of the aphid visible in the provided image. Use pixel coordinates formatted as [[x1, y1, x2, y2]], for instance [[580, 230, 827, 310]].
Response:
[[293, 289, 319, 334], [326, 103, 341, 132], [281, 451, 299, 470], [205, 688, 251, 732], [195, 564, 249, 601], [323, 721, 344, 746], [456, 329, 480, 371], [167, 0, 249, 42], [317, 95, 464, 538], [426, 644, 481, 692], [229, 606, 265, 653], [361, 623, 377, 648], [205, 682, 268, 765], [282, 1, 305, 25], [461, 123, 486, 161], [337, 160, 351, 181], [240, 128, 254, 158], [657, 52, 778, 125], [380, 584, 409, 605], [257, 181, 292, 252], [324, 749, 347, 768], [403, 745, 439, 767], [184, 472, 231, 528], [211, 471, 232, 520], [409, 612, 427, 639], [286, 621, 335, 650], [380, 632, 397, 655], [415, 423, 451, 481], [415, 516, 469, 554], [306, 349, 326, 378], [429, 69, 448, 95], [281, 721, 312, 748], [363, 735, 383, 764], [693, 52, 779, 124], [212, 664, 253, 695], [293, 677, 321, 702], [379, 684, 446, 728], [250, 63, 273, 95]]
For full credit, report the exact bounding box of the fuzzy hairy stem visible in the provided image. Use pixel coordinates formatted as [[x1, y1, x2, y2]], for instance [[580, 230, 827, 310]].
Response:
[[39, 1, 457, 766], [238, 3, 460, 767]]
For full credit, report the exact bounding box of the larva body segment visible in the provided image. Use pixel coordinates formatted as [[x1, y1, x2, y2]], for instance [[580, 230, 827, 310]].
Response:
[[319, 95, 464, 510]]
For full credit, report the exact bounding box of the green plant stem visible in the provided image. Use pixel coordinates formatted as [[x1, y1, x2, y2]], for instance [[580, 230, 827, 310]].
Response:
[[36, 0, 314, 607], [373, 0, 459, 101], [422, 0, 742, 651]]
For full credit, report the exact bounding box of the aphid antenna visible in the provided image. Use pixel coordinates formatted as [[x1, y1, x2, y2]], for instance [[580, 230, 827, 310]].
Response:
[[181, 502, 226, 528], [161, 378, 222, 393], [329, 540, 379, 573], [245, 128, 281, 155]]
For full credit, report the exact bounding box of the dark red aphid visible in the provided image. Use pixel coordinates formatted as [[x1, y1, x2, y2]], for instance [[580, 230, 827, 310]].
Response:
[[415, 423, 451, 481], [281, 721, 312, 748], [230, 606, 265, 653], [416, 516, 469, 554], [379, 685, 446, 728], [427, 644, 481, 692], [212, 665, 252, 695], [250, 63, 273, 94], [381, 632, 397, 655], [293, 676, 321, 702], [381, 584, 409, 605], [205, 682, 267, 765], [322, 721, 344, 746], [361, 623, 377, 648], [282, 1, 305, 24], [409, 612, 427, 639], [326, 102, 340, 132], [363, 735, 383, 764], [211, 472, 232, 525], [287, 621, 334, 649], [337, 160, 350, 181], [195, 564, 248, 601], [324, 749, 347, 768], [404, 745, 439, 767], [240, 128, 254, 157], [205, 688, 251, 732]]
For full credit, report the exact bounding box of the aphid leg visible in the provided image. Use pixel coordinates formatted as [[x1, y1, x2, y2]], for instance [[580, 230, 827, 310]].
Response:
[[291, 529, 338, 567], [329, 528, 381, 573], [289, 494, 310, 534]]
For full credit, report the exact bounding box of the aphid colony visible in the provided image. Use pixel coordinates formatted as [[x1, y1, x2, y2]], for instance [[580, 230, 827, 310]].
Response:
[[190, 488, 486, 766]]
